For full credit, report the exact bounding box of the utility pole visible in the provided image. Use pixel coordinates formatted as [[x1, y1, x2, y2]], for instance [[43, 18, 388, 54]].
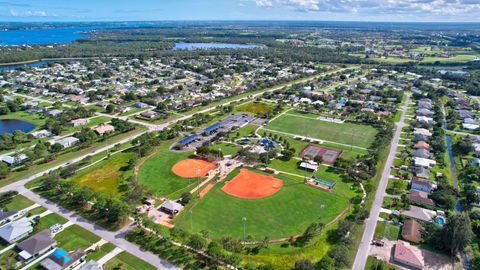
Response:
[[242, 217, 247, 243]]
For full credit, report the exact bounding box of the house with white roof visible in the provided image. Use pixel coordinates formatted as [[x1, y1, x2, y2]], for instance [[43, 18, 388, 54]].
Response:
[[0, 218, 33, 243]]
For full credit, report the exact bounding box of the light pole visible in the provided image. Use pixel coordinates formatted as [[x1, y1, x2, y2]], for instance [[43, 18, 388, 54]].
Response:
[[242, 217, 247, 243], [189, 210, 193, 230]]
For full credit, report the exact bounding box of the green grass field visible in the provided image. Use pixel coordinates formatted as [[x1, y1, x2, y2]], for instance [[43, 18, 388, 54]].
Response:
[[174, 168, 349, 240], [137, 143, 197, 198], [70, 152, 134, 196], [374, 221, 400, 241], [86, 242, 116, 261], [265, 111, 377, 149], [35, 213, 68, 232], [104, 251, 156, 270], [2, 195, 34, 211], [54, 224, 100, 250], [236, 102, 273, 115], [212, 142, 241, 156]]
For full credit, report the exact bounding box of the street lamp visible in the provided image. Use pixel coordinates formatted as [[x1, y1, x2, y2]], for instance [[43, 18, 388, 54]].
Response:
[[242, 217, 247, 243], [189, 210, 193, 230]]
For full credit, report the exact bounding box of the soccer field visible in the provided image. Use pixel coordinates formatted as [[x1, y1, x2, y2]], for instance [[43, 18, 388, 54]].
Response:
[[265, 112, 378, 149], [174, 169, 349, 240]]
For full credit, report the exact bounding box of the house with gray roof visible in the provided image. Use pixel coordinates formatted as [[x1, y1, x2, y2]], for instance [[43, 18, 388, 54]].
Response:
[[160, 200, 183, 215], [0, 209, 18, 225], [412, 148, 432, 159], [17, 230, 56, 261], [0, 217, 33, 243]]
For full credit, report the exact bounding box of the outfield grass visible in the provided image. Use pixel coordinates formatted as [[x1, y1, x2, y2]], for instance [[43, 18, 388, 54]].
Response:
[[54, 224, 100, 250], [265, 111, 377, 149], [70, 152, 134, 196], [2, 195, 34, 211], [175, 168, 349, 240], [137, 142, 197, 198], [104, 251, 156, 270]]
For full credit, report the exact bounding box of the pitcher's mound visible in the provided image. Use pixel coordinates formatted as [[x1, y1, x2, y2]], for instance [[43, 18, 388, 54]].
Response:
[[172, 159, 216, 178], [222, 169, 283, 199]]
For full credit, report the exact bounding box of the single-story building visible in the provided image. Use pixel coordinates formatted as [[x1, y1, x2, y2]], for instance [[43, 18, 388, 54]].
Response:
[[92, 124, 115, 135], [411, 177, 437, 194], [79, 260, 102, 270], [45, 109, 63, 117], [140, 110, 159, 119], [414, 167, 430, 179], [413, 128, 432, 137], [133, 102, 149, 108], [0, 218, 33, 243], [160, 200, 183, 215], [401, 219, 423, 244], [413, 157, 436, 168], [1, 154, 29, 166], [408, 190, 435, 207], [17, 230, 56, 261], [40, 248, 86, 270], [414, 141, 431, 151], [412, 148, 432, 159], [299, 160, 319, 171], [50, 137, 80, 148], [393, 241, 424, 269], [71, 118, 89, 127], [30, 130, 53, 139], [0, 209, 18, 225]]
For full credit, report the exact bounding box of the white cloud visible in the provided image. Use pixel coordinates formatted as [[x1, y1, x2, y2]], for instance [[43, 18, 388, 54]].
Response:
[[251, 0, 480, 16], [9, 9, 50, 17]]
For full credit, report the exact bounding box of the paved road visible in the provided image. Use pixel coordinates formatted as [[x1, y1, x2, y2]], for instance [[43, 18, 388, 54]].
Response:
[[20, 189, 180, 270], [0, 67, 352, 269], [351, 94, 411, 270]]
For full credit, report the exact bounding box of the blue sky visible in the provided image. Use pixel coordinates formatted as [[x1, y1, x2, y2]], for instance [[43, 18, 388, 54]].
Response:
[[0, 0, 479, 22]]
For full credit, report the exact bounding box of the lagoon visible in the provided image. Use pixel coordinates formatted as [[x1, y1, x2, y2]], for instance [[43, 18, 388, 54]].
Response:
[[0, 119, 35, 135]]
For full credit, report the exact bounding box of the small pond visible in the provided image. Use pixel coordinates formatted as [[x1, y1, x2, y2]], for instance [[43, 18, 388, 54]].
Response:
[[174, 42, 263, 50], [0, 119, 36, 135]]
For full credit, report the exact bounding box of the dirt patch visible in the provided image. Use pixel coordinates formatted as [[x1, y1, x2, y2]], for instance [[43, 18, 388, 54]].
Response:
[[172, 159, 217, 178], [222, 169, 283, 199], [199, 183, 215, 198]]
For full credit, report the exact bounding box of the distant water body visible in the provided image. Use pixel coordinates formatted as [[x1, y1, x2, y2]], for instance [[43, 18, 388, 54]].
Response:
[[0, 27, 93, 45], [0, 119, 35, 135], [174, 42, 263, 50]]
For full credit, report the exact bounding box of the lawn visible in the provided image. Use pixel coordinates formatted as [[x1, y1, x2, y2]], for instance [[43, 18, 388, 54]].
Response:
[[137, 143, 197, 198], [2, 195, 34, 211], [365, 256, 396, 270], [236, 101, 273, 115], [212, 142, 241, 156], [86, 242, 116, 261], [26, 206, 47, 216], [54, 224, 100, 250], [104, 251, 156, 270], [374, 221, 401, 241], [265, 111, 377, 149], [227, 124, 258, 140], [70, 152, 134, 196], [174, 168, 350, 240], [34, 213, 68, 232]]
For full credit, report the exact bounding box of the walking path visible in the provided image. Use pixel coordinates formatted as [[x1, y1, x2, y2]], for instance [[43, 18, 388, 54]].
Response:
[[97, 247, 124, 265], [352, 94, 411, 270]]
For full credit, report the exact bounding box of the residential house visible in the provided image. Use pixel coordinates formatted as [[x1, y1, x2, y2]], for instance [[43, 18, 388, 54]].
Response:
[[30, 130, 53, 139], [71, 118, 90, 127], [160, 200, 183, 215], [412, 134, 429, 143], [1, 154, 29, 166], [50, 137, 80, 148], [416, 108, 434, 117], [413, 128, 432, 137], [0, 209, 18, 225], [0, 218, 33, 243], [414, 167, 430, 179], [412, 148, 432, 159], [414, 141, 431, 151], [133, 102, 149, 108], [116, 106, 131, 114], [140, 111, 158, 119], [17, 230, 56, 261], [411, 177, 437, 194], [78, 261, 102, 270], [45, 109, 63, 117], [401, 219, 424, 244], [408, 190, 435, 207], [40, 248, 86, 270], [413, 157, 436, 168], [92, 124, 115, 135], [416, 116, 435, 125], [393, 241, 424, 269]]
